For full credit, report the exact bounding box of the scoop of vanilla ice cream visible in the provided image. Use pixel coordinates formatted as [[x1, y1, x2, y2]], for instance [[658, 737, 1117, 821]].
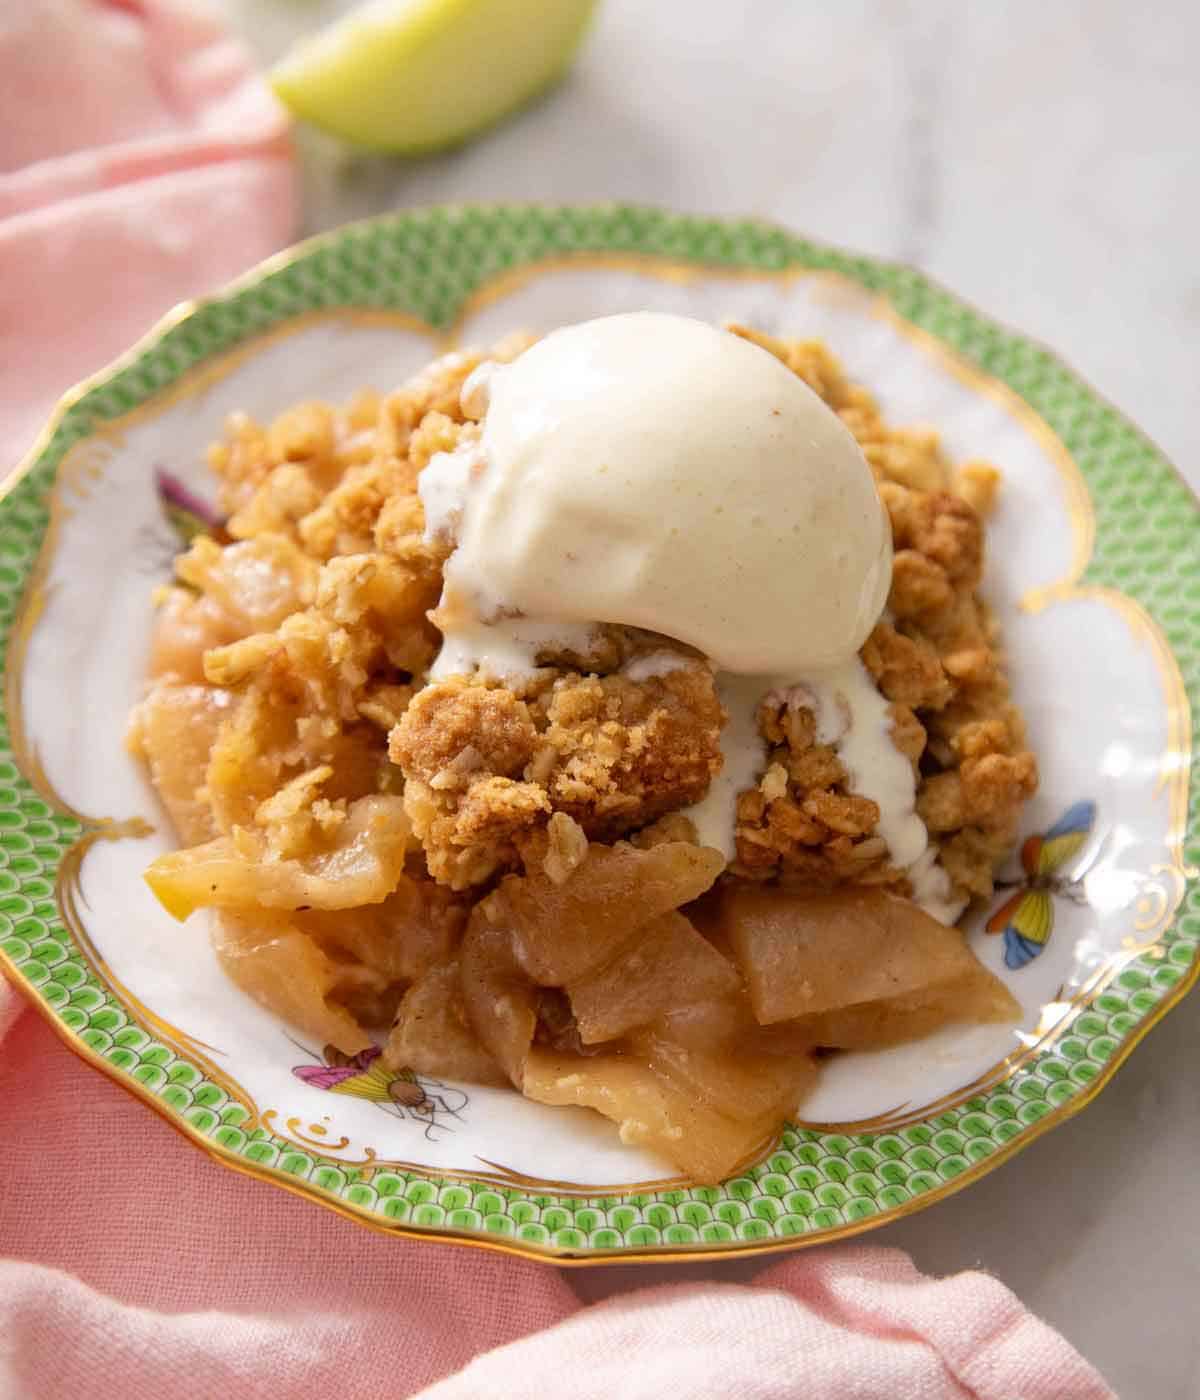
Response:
[[425, 312, 891, 676]]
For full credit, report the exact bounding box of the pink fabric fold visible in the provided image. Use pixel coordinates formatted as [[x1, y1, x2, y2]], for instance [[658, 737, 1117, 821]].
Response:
[[0, 6, 1116, 1397], [418, 1256, 1115, 1400], [0, 0, 296, 470], [0, 1011, 1115, 1399]]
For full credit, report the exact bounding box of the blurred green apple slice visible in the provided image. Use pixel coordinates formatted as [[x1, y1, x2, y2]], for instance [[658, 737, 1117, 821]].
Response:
[[271, 0, 600, 155]]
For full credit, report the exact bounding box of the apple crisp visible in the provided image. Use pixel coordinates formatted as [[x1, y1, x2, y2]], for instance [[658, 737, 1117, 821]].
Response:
[[130, 325, 1035, 1182]]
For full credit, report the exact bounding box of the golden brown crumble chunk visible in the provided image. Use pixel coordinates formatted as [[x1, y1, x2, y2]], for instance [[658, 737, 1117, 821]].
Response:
[[389, 666, 724, 889]]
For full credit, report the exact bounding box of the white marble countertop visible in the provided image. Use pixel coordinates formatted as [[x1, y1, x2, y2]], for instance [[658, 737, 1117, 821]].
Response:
[[218, 5, 1200, 1394]]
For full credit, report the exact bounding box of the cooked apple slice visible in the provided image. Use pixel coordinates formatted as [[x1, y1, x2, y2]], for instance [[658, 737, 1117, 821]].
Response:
[[145, 794, 410, 920], [295, 875, 466, 983], [566, 911, 741, 1044], [633, 1016, 817, 1124], [791, 969, 1019, 1049], [147, 589, 238, 685], [175, 534, 317, 634], [719, 886, 1010, 1027], [523, 1048, 779, 1184], [127, 682, 233, 845], [385, 961, 506, 1086], [459, 916, 539, 1087], [496, 840, 725, 985], [214, 911, 372, 1056]]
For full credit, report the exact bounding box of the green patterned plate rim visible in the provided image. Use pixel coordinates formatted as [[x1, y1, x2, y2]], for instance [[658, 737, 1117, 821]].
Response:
[[1, 203, 1197, 1264]]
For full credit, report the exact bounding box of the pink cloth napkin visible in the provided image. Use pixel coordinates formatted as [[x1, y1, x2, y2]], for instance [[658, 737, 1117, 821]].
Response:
[[0, 1012, 1115, 1399], [0, 0, 296, 470], [0, 5, 1116, 1397]]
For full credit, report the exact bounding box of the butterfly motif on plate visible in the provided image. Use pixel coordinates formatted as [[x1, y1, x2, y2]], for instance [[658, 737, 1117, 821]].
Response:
[[291, 1042, 469, 1141], [986, 800, 1098, 970]]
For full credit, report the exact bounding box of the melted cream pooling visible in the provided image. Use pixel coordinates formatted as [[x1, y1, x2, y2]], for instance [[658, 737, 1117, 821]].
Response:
[[683, 672, 774, 857], [677, 660, 961, 923], [679, 660, 929, 875], [429, 616, 599, 682]]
